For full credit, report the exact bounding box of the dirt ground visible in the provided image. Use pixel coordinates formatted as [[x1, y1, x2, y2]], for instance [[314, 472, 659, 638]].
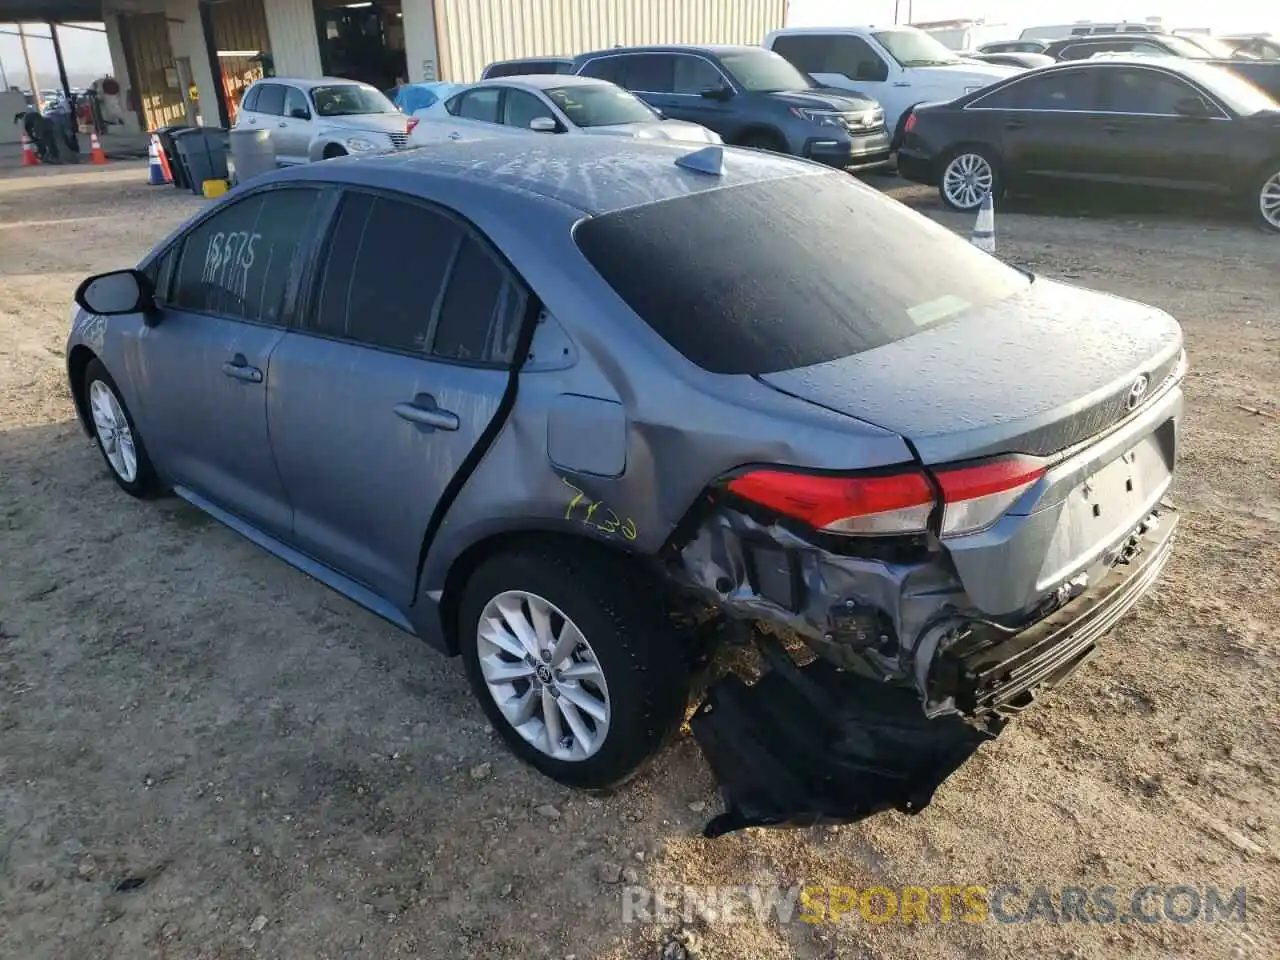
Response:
[[1, 163, 1277, 960]]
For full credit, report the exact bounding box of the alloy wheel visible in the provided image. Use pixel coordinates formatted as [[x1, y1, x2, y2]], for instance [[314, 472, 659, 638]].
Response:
[[89, 379, 138, 483], [1260, 171, 1280, 231], [943, 153, 994, 210], [476, 590, 612, 761]]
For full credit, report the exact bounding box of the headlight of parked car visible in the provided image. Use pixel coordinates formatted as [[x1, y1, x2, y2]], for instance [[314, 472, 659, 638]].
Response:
[[343, 136, 381, 153], [789, 107, 844, 128]]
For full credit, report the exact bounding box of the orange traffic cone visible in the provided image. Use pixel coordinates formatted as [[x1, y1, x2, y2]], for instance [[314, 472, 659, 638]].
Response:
[[153, 134, 174, 184], [89, 131, 107, 165], [20, 130, 39, 166]]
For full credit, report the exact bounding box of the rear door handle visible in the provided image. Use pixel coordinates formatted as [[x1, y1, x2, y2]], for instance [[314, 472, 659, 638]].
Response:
[[394, 395, 459, 431], [222, 355, 263, 383]]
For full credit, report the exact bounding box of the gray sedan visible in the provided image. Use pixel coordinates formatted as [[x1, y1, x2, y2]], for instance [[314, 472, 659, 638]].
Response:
[[66, 137, 1184, 834]]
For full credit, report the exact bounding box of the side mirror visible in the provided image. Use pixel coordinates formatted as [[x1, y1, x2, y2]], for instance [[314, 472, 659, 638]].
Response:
[[1174, 96, 1211, 118], [74, 269, 156, 318], [290, 107, 311, 120], [529, 116, 558, 132], [699, 85, 733, 101]]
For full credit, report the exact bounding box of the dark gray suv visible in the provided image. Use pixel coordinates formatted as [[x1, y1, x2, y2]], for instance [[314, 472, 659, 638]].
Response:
[[572, 44, 892, 172]]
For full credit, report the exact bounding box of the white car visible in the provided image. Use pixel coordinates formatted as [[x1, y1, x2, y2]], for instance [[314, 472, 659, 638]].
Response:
[[235, 77, 412, 164], [409, 74, 722, 147], [765, 25, 1021, 144]]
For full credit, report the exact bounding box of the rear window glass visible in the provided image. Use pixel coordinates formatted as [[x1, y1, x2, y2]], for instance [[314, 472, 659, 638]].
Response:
[[573, 173, 1030, 376]]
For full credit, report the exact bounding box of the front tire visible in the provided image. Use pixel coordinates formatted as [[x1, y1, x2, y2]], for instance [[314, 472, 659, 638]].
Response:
[[737, 129, 788, 154], [83, 359, 162, 498], [1254, 164, 1280, 233], [939, 146, 1004, 212], [458, 542, 687, 790], [322, 144, 347, 160]]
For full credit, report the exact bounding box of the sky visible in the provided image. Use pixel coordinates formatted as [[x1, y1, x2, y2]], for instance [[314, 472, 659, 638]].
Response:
[[2, 0, 1276, 91]]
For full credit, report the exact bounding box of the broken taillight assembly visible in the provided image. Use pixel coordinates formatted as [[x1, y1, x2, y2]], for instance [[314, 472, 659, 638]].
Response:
[[726, 455, 1046, 539]]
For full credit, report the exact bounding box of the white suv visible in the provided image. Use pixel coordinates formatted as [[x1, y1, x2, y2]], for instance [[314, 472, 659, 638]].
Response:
[[765, 26, 1019, 145], [235, 77, 411, 165]]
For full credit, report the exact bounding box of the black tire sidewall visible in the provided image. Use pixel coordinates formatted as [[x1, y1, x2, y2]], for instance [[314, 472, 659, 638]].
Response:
[[939, 145, 1003, 212], [84, 359, 158, 497], [738, 131, 786, 153], [457, 545, 685, 790]]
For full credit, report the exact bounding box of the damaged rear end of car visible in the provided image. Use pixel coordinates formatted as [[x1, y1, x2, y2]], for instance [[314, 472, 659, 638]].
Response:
[[575, 165, 1186, 835]]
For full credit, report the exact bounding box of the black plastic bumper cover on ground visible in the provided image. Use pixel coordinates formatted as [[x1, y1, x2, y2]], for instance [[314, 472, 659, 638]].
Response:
[[690, 639, 998, 838]]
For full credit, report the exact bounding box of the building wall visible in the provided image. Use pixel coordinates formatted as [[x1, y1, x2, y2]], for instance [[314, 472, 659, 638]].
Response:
[[264, 0, 325, 77], [103, 14, 142, 132], [402, 0, 443, 82], [435, 0, 788, 81], [166, 0, 221, 124]]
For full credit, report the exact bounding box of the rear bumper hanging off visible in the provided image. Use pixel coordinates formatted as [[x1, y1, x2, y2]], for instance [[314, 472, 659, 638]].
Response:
[[690, 634, 998, 838]]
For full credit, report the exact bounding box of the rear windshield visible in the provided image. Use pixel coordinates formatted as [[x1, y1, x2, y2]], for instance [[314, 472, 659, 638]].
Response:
[[573, 173, 1030, 375]]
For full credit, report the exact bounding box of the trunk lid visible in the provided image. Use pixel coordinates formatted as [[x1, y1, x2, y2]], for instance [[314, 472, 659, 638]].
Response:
[[756, 277, 1183, 467], [758, 277, 1184, 617]]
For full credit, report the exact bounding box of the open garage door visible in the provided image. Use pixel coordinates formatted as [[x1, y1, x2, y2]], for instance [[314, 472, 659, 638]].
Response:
[[210, 0, 272, 124], [120, 11, 187, 130]]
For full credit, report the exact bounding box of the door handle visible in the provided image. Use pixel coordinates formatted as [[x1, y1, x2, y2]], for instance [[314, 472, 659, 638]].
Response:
[[394, 395, 459, 431], [892, 81, 911, 87], [222, 355, 263, 383], [277, 121, 287, 128], [447, 131, 462, 140]]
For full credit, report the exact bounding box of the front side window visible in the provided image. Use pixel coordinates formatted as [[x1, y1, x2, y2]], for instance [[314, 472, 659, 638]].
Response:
[[310, 84, 397, 117], [502, 88, 550, 128], [1104, 69, 1203, 114], [574, 173, 1029, 376], [718, 48, 811, 92], [284, 86, 310, 119], [825, 36, 890, 82], [544, 84, 657, 126], [871, 29, 962, 67], [170, 187, 321, 324], [672, 56, 724, 95]]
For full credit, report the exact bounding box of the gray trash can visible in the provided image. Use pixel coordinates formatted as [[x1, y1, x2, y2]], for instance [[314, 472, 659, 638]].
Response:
[[229, 127, 277, 184], [171, 127, 230, 196]]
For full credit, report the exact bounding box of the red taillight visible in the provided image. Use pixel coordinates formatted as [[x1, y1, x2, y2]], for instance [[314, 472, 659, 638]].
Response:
[[903, 111, 917, 134], [406, 117, 418, 134], [727, 468, 934, 536], [932, 455, 1045, 538]]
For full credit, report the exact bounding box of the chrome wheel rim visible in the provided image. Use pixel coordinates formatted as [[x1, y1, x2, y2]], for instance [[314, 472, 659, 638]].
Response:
[[88, 379, 138, 483], [943, 153, 994, 210], [477, 590, 611, 762], [1260, 171, 1280, 230]]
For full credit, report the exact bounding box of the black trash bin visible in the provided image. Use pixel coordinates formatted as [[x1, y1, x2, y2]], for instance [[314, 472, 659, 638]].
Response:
[[171, 127, 231, 196], [154, 124, 192, 189]]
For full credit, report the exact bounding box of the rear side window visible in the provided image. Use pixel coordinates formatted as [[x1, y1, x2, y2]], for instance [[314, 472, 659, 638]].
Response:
[[577, 56, 621, 83], [312, 192, 460, 352], [432, 237, 524, 363], [255, 83, 285, 116], [456, 87, 501, 122], [573, 173, 1030, 376], [241, 84, 261, 112], [978, 69, 1098, 110], [622, 54, 676, 93]]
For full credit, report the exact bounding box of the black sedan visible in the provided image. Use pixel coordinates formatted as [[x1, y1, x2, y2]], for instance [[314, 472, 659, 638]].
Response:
[[897, 57, 1280, 231]]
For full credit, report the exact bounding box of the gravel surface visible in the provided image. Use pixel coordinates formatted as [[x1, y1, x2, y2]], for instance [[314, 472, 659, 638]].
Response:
[[1, 163, 1277, 959]]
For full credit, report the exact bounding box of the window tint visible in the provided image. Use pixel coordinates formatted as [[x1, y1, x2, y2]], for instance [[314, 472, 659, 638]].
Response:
[[1005, 69, 1098, 109], [171, 188, 319, 323], [142, 246, 177, 302], [255, 83, 285, 116], [776, 34, 889, 82], [241, 84, 261, 111], [1105, 69, 1200, 114], [623, 54, 675, 93], [457, 87, 501, 122], [284, 86, 310, 118], [503, 88, 550, 128], [574, 173, 1029, 376], [313, 192, 461, 353], [671, 55, 723, 94], [432, 237, 523, 363], [577, 56, 621, 83]]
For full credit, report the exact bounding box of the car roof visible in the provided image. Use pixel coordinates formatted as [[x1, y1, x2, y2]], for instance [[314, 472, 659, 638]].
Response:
[[473, 74, 609, 90], [489, 55, 573, 64], [273, 135, 823, 217], [1050, 33, 1177, 44], [575, 44, 761, 59], [252, 76, 376, 89]]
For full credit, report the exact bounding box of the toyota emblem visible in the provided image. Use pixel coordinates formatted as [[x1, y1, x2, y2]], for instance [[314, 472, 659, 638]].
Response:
[[1126, 375, 1150, 411]]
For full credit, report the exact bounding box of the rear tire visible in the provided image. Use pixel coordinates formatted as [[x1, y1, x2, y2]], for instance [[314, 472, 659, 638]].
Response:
[[1254, 163, 1280, 233], [938, 145, 1004, 212], [83, 359, 162, 498], [458, 542, 687, 790]]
